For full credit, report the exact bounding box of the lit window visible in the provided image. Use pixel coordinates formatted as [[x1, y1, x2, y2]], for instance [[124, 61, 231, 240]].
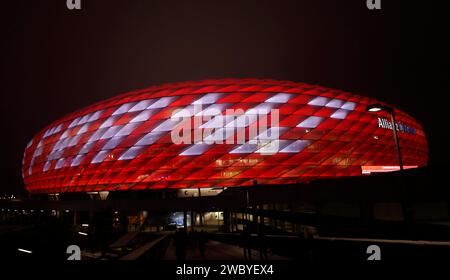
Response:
[[265, 93, 293, 103], [308, 96, 329, 106], [297, 116, 324, 128], [119, 146, 143, 160], [193, 93, 223, 105]]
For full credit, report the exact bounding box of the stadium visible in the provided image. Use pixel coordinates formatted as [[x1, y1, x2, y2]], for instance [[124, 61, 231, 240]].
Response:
[[22, 79, 428, 194]]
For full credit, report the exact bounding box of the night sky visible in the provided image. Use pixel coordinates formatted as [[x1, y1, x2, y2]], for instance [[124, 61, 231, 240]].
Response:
[[1, 0, 448, 194]]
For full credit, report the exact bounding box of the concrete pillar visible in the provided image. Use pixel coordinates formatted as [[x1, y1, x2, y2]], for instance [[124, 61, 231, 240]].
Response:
[[190, 210, 195, 231], [223, 211, 230, 232]]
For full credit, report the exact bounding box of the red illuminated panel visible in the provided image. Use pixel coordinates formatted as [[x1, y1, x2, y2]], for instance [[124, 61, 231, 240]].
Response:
[[22, 79, 429, 194]]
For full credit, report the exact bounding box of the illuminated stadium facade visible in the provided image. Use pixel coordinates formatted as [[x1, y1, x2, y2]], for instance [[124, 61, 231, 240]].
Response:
[[22, 79, 428, 194]]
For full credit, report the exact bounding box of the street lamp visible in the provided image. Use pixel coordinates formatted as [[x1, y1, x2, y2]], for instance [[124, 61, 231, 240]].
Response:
[[366, 104, 404, 172], [366, 103, 412, 230]]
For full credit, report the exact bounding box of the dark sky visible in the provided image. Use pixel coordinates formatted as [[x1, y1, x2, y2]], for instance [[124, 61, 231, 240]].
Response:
[[1, 0, 448, 194]]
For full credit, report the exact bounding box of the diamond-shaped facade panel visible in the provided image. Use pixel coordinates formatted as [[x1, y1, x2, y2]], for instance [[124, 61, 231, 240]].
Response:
[[22, 79, 428, 193]]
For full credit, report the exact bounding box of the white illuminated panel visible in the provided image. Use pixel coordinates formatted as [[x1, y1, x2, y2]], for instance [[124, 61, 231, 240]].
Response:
[[153, 119, 182, 132], [330, 109, 350, 119], [297, 116, 324, 128], [103, 136, 125, 150], [180, 143, 211, 156], [76, 123, 90, 135], [280, 140, 311, 153], [195, 103, 229, 117], [115, 123, 139, 137], [325, 99, 344, 108], [341, 101, 356, 110], [265, 93, 293, 103], [100, 125, 124, 140], [71, 155, 84, 167], [135, 131, 165, 146], [91, 150, 109, 164], [130, 109, 155, 123], [172, 105, 196, 118], [77, 113, 92, 125], [55, 158, 65, 169], [148, 97, 176, 109], [230, 143, 258, 154], [87, 110, 103, 122], [99, 115, 120, 129], [119, 146, 143, 160], [129, 100, 154, 112], [193, 93, 223, 105], [112, 102, 136, 116], [308, 96, 329, 106]]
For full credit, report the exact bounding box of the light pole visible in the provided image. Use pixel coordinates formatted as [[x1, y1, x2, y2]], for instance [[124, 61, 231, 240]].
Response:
[[366, 103, 412, 233], [366, 104, 404, 172]]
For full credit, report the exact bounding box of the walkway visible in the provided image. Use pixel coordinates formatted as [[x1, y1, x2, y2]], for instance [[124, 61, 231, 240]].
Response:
[[164, 237, 291, 260]]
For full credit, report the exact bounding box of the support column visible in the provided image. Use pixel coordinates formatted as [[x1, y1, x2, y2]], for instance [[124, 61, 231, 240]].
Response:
[[183, 211, 188, 229], [223, 211, 230, 233], [191, 210, 195, 231]]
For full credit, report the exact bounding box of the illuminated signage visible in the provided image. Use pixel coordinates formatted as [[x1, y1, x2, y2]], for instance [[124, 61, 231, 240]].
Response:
[[377, 118, 416, 135]]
